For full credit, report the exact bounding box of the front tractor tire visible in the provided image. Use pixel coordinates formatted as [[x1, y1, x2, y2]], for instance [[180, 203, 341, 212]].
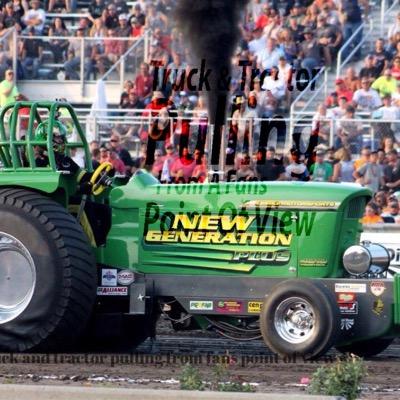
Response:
[[0, 188, 97, 352], [260, 280, 340, 359]]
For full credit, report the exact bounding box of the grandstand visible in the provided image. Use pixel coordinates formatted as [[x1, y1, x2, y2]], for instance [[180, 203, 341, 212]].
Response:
[[0, 0, 400, 223]]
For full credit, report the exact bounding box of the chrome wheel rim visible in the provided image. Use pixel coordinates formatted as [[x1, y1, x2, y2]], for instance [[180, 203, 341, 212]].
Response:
[[0, 232, 36, 324], [274, 297, 315, 344]]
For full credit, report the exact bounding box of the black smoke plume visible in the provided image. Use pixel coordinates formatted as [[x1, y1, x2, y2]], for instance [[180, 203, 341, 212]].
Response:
[[175, 0, 248, 165]]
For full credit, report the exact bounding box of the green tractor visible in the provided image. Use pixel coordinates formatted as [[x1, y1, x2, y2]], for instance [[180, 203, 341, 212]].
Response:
[[0, 101, 398, 358]]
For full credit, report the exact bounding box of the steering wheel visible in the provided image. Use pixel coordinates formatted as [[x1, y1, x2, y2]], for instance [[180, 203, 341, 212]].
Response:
[[90, 162, 113, 195]]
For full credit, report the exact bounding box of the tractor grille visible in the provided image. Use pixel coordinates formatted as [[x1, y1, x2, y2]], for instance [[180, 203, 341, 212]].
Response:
[[347, 197, 366, 219]]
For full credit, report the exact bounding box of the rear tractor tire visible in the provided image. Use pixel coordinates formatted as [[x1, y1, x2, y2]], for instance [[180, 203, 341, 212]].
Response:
[[0, 188, 97, 352], [260, 280, 340, 360], [336, 337, 393, 357]]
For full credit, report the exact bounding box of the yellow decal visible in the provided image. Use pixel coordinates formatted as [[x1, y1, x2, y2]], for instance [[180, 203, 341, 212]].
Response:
[[299, 258, 328, 267], [248, 301, 263, 313], [145, 230, 292, 246]]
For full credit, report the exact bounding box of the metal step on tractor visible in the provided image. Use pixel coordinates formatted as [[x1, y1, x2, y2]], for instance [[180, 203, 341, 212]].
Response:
[[0, 100, 398, 358]]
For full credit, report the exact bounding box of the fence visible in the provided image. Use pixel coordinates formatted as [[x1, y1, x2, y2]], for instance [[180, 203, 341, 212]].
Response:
[[12, 30, 149, 87], [7, 109, 394, 163]]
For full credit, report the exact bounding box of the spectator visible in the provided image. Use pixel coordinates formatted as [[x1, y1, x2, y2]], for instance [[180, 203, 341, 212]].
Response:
[[256, 38, 284, 71], [339, 0, 363, 60], [19, 26, 43, 79], [170, 146, 196, 183], [285, 150, 309, 181], [64, 28, 93, 80], [151, 149, 164, 179], [299, 29, 322, 73], [359, 54, 379, 81], [310, 149, 333, 181], [325, 78, 353, 107], [22, 0, 46, 34], [262, 66, 285, 101], [353, 146, 371, 170], [278, 29, 297, 64], [88, 0, 105, 21], [105, 3, 119, 29], [371, 38, 391, 76], [343, 67, 361, 92], [0, 69, 18, 107], [373, 94, 399, 141], [391, 56, 400, 80], [361, 202, 383, 224], [388, 12, 400, 39], [112, 0, 129, 16], [287, 16, 304, 44], [191, 152, 207, 183], [336, 105, 363, 152], [328, 95, 348, 119], [159, 143, 177, 182], [131, 3, 146, 26], [117, 13, 130, 38], [109, 131, 134, 174], [371, 69, 397, 97], [2, 1, 21, 28], [48, 17, 69, 63], [236, 153, 256, 181], [108, 149, 126, 175], [256, 146, 285, 181], [121, 90, 144, 113], [134, 62, 153, 102], [384, 149, 400, 192], [0, 41, 11, 81], [352, 78, 382, 112], [381, 199, 400, 223], [354, 150, 384, 192], [96, 28, 121, 75], [48, 0, 71, 12], [332, 147, 355, 182], [315, 15, 342, 65], [130, 16, 143, 38], [91, 148, 100, 169]]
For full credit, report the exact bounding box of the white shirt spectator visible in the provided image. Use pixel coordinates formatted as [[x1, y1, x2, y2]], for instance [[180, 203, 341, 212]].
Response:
[[352, 88, 382, 112], [248, 35, 266, 55], [262, 76, 285, 100], [23, 5, 46, 34], [256, 46, 284, 71]]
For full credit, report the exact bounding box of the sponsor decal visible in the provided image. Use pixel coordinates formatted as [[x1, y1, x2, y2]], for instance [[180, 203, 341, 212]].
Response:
[[242, 200, 340, 210], [335, 283, 367, 293], [216, 301, 243, 313], [232, 250, 290, 264], [299, 258, 328, 267], [97, 286, 128, 296], [337, 293, 356, 303], [339, 302, 358, 315], [143, 203, 317, 248], [101, 268, 117, 287], [370, 281, 385, 297], [248, 301, 263, 314], [145, 229, 292, 246], [373, 298, 384, 316], [117, 270, 135, 286], [340, 318, 354, 331], [189, 300, 213, 311]]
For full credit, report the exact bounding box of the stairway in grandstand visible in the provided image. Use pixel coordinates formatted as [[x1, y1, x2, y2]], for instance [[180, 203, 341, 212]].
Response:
[[294, 1, 399, 116]]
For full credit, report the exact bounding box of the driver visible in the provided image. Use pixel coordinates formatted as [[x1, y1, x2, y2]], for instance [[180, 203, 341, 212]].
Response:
[[34, 118, 112, 194]]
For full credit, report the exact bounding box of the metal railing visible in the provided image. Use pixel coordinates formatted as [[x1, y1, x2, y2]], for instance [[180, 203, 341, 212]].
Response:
[[13, 30, 150, 92], [101, 29, 151, 91], [289, 67, 327, 136]]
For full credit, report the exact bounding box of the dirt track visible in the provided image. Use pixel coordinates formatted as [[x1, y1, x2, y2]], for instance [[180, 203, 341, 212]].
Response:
[[1, 326, 399, 399]]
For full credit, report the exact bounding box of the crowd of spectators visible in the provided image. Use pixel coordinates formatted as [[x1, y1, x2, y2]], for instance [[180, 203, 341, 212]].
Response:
[[0, 0, 160, 80]]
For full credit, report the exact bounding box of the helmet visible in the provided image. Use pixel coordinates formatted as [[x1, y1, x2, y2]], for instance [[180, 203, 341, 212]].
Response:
[[34, 119, 68, 153]]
